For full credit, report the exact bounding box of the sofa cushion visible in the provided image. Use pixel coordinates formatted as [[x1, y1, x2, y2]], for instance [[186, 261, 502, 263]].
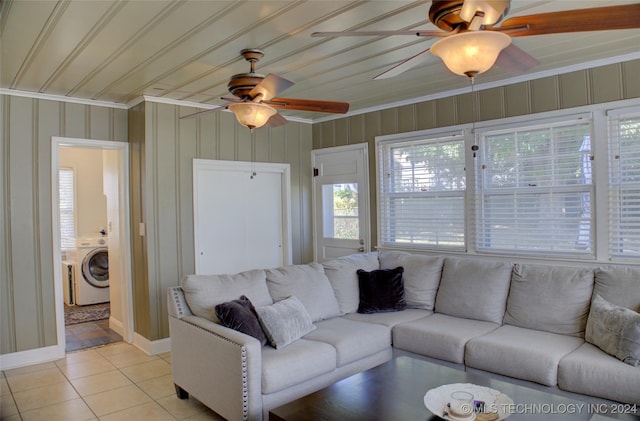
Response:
[[261, 339, 337, 394], [586, 294, 640, 366], [322, 252, 380, 314], [214, 295, 267, 346], [392, 313, 500, 364], [465, 325, 584, 386], [594, 266, 640, 312], [344, 308, 432, 328], [266, 263, 340, 322], [303, 317, 391, 366], [255, 296, 316, 349], [504, 264, 594, 337], [356, 267, 406, 314], [434, 257, 512, 324], [378, 250, 444, 311], [558, 343, 640, 405], [181, 269, 272, 322]]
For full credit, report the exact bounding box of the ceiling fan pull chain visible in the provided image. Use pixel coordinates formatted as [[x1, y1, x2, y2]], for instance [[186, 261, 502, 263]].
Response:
[[469, 76, 479, 159]]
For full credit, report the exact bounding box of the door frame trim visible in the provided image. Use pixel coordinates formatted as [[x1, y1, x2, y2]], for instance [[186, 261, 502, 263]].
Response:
[[51, 137, 134, 353], [311, 143, 370, 261]]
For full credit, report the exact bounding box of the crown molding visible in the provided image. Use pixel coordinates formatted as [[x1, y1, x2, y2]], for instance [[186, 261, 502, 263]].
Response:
[[0, 88, 128, 109]]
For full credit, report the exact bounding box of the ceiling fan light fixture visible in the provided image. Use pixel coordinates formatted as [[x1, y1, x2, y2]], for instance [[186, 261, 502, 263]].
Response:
[[431, 31, 511, 77], [228, 102, 277, 131]]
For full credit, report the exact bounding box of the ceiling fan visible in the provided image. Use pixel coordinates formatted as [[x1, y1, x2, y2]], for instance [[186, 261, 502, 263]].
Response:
[[181, 49, 349, 130], [311, 0, 640, 80]]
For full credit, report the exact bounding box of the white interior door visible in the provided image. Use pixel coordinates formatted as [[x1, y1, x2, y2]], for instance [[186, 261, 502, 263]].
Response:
[[193, 159, 292, 275], [312, 144, 370, 262]]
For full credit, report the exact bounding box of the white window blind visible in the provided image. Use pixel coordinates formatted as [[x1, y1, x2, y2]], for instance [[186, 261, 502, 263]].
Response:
[[476, 119, 593, 256], [609, 110, 640, 259], [59, 168, 76, 250], [378, 134, 466, 251]]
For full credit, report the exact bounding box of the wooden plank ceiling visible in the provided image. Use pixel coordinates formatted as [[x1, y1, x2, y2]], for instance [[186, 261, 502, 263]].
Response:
[[1, 0, 639, 121]]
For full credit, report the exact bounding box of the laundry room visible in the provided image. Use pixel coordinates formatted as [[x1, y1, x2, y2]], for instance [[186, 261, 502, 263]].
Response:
[[58, 145, 122, 351]]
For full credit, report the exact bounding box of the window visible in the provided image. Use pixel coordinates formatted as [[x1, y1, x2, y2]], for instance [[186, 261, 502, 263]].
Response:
[[59, 168, 76, 250], [378, 133, 466, 251], [322, 183, 359, 240], [476, 118, 593, 257], [609, 109, 640, 258]]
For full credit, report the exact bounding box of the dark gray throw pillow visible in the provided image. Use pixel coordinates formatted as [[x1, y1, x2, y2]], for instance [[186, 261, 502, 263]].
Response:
[[356, 266, 406, 314], [215, 295, 268, 346]]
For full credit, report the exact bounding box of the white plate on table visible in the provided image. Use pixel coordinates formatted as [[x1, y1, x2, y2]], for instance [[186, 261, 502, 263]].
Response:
[[424, 383, 513, 420]]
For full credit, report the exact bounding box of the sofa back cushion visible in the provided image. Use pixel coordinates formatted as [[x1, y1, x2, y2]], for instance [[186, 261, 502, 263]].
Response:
[[504, 264, 594, 337], [378, 250, 444, 311], [594, 266, 640, 312], [181, 269, 273, 323], [435, 257, 512, 324], [266, 263, 341, 322], [322, 252, 380, 314]]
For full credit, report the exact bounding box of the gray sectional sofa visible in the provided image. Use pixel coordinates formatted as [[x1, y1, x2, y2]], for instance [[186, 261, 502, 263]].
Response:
[[167, 251, 640, 421]]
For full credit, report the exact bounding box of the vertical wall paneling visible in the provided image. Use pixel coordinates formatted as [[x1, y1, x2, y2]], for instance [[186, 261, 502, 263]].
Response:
[[348, 114, 364, 144], [8, 96, 40, 351], [560, 70, 589, 109], [0, 94, 15, 354], [622, 60, 640, 98], [218, 112, 236, 160], [530, 76, 559, 113], [504, 82, 530, 118], [312, 123, 323, 150], [457, 91, 474, 124], [397, 104, 416, 134], [380, 108, 397, 136], [64, 102, 87, 139], [416, 101, 437, 131], [478, 87, 504, 122], [591, 63, 623, 104], [90, 105, 111, 140], [334, 118, 349, 146], [435, 96, 456, 127], [37, 100, 59, 346]]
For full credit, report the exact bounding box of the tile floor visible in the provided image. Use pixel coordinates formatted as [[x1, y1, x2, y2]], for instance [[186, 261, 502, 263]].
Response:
[[65, 320, 123, 352], [1, 342, 225, 421]]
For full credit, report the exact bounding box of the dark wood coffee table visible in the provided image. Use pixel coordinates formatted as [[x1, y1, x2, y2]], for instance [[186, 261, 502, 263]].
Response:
[[269, 356, 640, 420]]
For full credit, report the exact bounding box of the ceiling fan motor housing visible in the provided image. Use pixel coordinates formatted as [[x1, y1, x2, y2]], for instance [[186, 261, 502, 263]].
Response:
[[227, 73, 265, 98]]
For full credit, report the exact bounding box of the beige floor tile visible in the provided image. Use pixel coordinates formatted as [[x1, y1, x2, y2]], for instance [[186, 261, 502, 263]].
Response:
[[58, 357, 116, 380], [5, 367, 68, 392], [183, 409, 226, 421], [20, 397, 97, 421], [157, 394, 209, 420], [120, 359, 172, 383], [1, 393, 19, 417], [136, 374, 175, 399], [99, 401, 177, 421], [55, 349, 105, 367], [13, 381, 79, 412], [103, 348, 159, 369], [70, 370, 133, 397], [83, 384, 151, 416], [3, 361, 58, 377], [0, 377, 10, 396], [1, 414, 23, 421]]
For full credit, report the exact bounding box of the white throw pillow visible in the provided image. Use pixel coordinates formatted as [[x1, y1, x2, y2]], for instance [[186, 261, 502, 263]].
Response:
[[322, 252, 380, 314], [255, 296, 316, 349]]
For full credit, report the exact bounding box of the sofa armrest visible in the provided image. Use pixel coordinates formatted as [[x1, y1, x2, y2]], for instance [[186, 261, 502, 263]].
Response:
[[169, 314, 263, 421], [167, 286, 193, 319]]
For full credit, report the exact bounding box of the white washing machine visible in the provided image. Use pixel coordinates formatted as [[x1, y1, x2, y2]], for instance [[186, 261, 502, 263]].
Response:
[[70, 236, 110, 305]]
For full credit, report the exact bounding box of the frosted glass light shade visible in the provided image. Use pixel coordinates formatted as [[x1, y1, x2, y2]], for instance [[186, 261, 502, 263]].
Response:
[[228, 102, 277, 130], [431, 31, 511, 77]]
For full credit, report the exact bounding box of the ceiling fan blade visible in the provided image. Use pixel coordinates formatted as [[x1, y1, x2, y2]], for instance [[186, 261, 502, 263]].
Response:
[[499, 3, 640, 37], [180, 105, 226, 119], [311, 30, 449, 38], [249, 73, 294, 101], [495, 43, 540, 74], [373, 48, 433, 80], [266, 113, 288, 128], [266, 98, 349, 114]]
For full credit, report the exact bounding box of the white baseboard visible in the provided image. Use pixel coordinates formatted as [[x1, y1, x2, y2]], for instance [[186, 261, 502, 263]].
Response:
[[132, 333, 171, 355], [0, 344, 65, 371], [109, 316, 124, 337]]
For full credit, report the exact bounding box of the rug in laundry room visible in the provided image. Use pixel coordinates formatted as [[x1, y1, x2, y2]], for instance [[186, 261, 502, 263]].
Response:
[[64, 302, 110, 325]]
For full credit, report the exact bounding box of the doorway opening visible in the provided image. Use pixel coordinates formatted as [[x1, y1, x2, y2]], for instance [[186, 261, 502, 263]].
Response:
[[51, 137, 134, 353]]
